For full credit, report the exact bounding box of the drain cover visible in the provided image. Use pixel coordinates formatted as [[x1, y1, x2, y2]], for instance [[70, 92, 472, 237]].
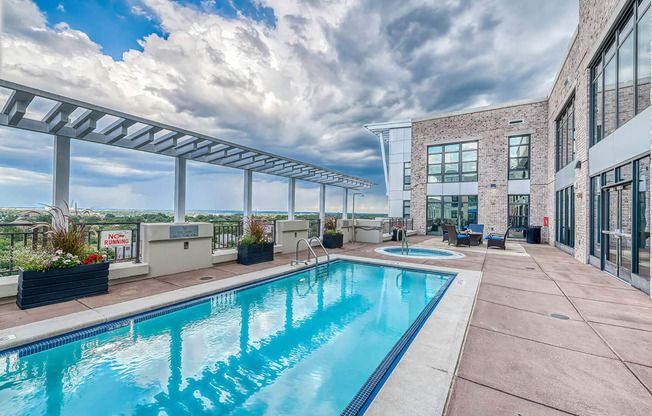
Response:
[[525, 267, 536, 270], [549, 313, 571, 320], [199, 276, 213, 281]]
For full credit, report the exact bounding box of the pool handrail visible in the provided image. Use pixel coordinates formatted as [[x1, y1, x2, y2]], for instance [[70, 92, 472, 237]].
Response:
[[308, 237, 331, 265], [291, 238, 321, 268], [400, 228, 409, 254]]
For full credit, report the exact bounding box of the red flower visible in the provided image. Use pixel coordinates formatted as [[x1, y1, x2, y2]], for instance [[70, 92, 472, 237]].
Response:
[[83, 254, 104, 265]]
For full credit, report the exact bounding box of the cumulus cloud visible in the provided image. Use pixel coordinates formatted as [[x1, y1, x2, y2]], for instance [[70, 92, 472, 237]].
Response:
[[0, 0, 578, 212]]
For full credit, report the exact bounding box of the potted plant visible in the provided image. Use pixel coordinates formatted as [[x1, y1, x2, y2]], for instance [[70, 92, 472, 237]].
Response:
[[392, 225, 406, 241], [14, 204, 109, 309], [322, 216, 343, 249], [237, 217, 274, 265]]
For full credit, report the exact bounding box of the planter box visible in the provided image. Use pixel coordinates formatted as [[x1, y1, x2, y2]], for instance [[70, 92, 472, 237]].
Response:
[[237, 242, 274, 265], [392, 230, 405, 241], [17, 262, 109, 309], [322, 233, 343, 249]]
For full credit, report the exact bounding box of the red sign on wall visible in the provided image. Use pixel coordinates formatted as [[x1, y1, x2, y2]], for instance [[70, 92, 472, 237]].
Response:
[[543, 217, 549, 226]]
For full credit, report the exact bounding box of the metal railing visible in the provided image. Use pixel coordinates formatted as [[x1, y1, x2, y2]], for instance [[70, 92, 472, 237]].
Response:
[[382, 218, 414, 234], [308, 219, 321, 239], [211, 219, 277, 250], [0, 221, 141, 276], [212, 220, 244, 250]]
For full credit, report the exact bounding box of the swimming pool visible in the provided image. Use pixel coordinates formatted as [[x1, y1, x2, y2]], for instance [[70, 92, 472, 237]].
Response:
[[0, 260, 454, 416], [375, 247, 465, 259]]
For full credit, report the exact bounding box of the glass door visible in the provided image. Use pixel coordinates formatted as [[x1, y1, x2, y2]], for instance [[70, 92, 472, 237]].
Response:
[[602, 183, 633, 282]]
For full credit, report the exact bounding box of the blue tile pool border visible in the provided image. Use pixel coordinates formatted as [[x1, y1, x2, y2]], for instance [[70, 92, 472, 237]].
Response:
[[339, 268, 457, 416]]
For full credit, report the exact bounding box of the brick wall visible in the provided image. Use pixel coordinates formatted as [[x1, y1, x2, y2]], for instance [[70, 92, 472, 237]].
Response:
[[411, 100, 549, 237]]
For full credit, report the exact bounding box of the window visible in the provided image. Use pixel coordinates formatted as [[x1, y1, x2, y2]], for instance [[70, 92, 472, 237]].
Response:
[[403, 200, 411, 219], [556, 186, 575, 248], [508, 135, 530, 179], [591, 0, 651, 145], [427, 142, 478, 183], [403, 162, 411, 191], [508, 195, 529, 239], [556, 97, 575, 171], [426, 195, 478, 235]]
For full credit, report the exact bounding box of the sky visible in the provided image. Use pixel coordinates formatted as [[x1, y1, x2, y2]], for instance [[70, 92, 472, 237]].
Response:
[[0, 0, 579, 213]]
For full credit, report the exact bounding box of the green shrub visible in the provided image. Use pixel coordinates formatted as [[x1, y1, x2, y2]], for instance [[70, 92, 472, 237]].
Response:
[[9, 246, 53, 271]]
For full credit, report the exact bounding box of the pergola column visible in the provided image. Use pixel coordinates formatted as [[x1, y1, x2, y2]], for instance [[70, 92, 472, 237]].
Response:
[[288, 178, 296, 220], [319, 184, 326, 238], [342, 188, 349, 220], [174, 157, 186, 223], [243, 169, 253, 221], [52, 135, 70, 213]]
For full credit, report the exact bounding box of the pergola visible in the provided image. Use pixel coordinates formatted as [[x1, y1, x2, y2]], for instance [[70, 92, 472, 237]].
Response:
[[0, 79, 375, 229]]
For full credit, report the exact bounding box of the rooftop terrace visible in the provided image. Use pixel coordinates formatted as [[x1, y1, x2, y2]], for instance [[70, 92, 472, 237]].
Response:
[[1, 237, 650, 414]]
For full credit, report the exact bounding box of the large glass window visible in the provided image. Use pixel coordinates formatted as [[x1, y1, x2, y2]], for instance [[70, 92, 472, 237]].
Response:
[[508, 195, 529, 239], [426, 195, 478, 235], [556, 186, 575, 248], [508, 135, 530, 179], [403, 162, 411, 191], [403, 200, 411, 219], [427, 142, 478, 183], [637, 156, 650, 279], [591, 0, 651, 145], [556, 98, 575, 171]]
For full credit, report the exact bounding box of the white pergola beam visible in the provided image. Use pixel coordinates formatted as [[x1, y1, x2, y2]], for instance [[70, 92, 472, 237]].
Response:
[[42, 102, 77, 133], [243, 170, 253, 221], [288, 178, 296, 220], [2, 91, 34, 126], [71, 109, 102, 138], [52, 136, 71, 213], [174, 157, 186, 223], [319, 184, 326, 238]]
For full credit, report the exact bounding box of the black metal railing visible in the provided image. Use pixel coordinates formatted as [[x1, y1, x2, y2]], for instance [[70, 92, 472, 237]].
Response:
[[79, 222, 141, 265], [308, 219, 321, 239], [381, 218, 414, 234], [212, 219, 277, 250], [0, 221, 141, 276]]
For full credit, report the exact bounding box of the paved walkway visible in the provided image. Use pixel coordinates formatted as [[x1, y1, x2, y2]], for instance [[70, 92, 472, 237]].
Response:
[[446, 244, 652, 415], [1, 238, 651, 414]]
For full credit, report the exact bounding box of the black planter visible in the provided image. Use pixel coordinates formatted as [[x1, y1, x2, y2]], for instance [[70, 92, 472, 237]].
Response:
[[17, 262, 110, 309], [322, 233, 343, 249], [237, 242, 274, 265], [392, 229, 405, 241]]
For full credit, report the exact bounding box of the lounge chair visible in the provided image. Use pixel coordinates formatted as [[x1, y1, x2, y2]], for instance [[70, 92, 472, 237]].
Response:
[[442, 223, 450, 242], [486, 227, 510, 250], [447, 225, 471, 247]]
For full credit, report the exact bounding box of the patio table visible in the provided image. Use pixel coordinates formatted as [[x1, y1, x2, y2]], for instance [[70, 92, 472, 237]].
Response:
[[468, 232, 483, 246]]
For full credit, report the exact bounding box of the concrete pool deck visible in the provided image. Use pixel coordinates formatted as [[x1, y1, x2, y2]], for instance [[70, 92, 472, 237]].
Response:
[[0, 237, 651, 414]]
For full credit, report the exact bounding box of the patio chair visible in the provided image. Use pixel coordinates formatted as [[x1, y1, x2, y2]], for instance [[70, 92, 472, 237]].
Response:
[[447, 225, 471, 247], [486, 227, 511, 250], [442, 223, 450, 242]]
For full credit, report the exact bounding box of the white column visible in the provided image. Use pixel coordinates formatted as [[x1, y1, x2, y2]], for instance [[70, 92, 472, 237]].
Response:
[[342, 188, 349, 220], [319, 184, 326, 238], [243, 169, 253, 221], [174, 157, 186, 223], [288, 178, 296, 220], [378, 133, 389, 196], [52, 135, 70, 213]]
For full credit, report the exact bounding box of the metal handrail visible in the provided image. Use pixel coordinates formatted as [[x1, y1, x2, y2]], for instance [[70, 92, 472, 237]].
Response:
[[400, 228, 409, 254], [291, 238, 320, 268], [308, 237, 331, 265]]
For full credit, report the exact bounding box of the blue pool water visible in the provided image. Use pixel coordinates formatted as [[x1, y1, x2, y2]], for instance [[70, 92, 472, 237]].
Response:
[[378, 247, 464, 259], [0, 261, 453, 416]]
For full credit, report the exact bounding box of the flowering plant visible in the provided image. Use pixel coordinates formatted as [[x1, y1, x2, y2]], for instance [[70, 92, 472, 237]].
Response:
[[83, 254, 105, 265], [49, 250, 82, 269], [323, 216, 342, 236], [392, 225, 406, 231], [239, 217, 272, 245]]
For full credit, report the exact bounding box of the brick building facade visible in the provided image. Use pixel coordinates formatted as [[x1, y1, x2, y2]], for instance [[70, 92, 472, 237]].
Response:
[[366, 0, 652, 295]]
